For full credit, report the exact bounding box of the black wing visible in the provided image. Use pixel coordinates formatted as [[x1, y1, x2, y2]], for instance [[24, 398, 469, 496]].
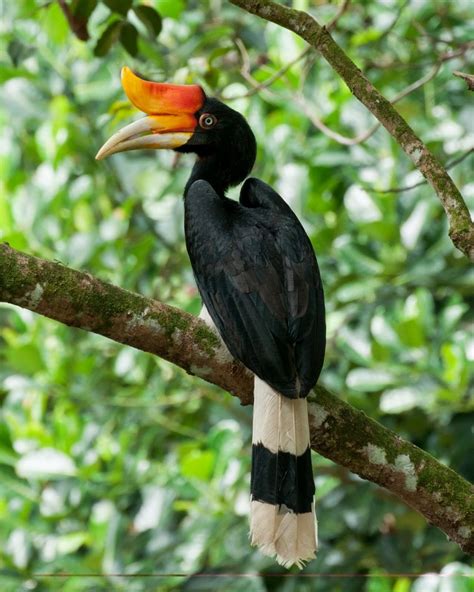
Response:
[[184, 178, 325, 398]]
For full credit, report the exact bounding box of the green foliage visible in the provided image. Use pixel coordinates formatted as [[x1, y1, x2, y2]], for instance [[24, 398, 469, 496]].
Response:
[[0, 0, 473, 591]]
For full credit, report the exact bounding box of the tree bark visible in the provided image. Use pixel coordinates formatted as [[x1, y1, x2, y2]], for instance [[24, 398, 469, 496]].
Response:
[[1, 243, 472, 555], [229, 0, 474, 261]]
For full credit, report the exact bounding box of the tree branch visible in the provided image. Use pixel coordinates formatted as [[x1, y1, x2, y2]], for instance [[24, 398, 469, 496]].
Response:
[[374, 148, 474, 194], [295, 60, 441, 146], [453, 70, 474, 91], [1, 243, 472, 554], [223, 43, 312, 101], [228, 0, 474, 261], [223, 0, 348, 101]]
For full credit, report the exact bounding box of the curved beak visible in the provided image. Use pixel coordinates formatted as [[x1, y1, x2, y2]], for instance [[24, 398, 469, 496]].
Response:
[[96, 67, 205, 160]]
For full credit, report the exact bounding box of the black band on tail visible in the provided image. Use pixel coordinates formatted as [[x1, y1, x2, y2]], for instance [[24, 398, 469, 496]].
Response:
[[250, 442, 315, 513]]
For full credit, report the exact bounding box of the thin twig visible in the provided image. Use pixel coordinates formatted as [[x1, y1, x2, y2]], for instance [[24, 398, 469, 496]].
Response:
[[239, 51, 442, 147], [374, 0, 409, 44], [297, 60, 441, 146], [362, 40, 473, 71], [374, 148, 474, 194], [413, 21, 459, 47], [326, 0, 351, 32], [222, 0, 350, 101], [232, 28, 469, 147], [223, 42, 311, 100], [453, 70, 474, 91]]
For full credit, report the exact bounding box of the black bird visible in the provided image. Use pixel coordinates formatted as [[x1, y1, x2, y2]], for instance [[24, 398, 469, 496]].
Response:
[[97, 67, 326, 567]]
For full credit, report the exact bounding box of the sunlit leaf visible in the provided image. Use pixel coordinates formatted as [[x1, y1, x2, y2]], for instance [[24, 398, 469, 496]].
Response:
[[346, 368, 396, 392], [5, 344, 43, 374], [154, 0, 184, 19], [380, 386, 426, 413], [42, 1, 69, 45], [16, 448, 77, 479], [180, 448, 215, 481]]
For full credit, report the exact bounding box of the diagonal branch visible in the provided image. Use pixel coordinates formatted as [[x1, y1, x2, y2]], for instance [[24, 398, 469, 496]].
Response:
[[374, 148, 474, 194], [223, 0, 349, 101], [0, 243, 472, 554], [296, 61, 442, 146], [228, 0, 474, 261]]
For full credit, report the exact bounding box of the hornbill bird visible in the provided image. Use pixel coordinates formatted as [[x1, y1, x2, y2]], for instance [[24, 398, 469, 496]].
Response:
[[96, 67, 326, 568]]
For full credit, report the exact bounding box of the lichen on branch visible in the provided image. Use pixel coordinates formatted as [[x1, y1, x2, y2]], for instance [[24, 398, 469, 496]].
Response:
[[0, 243, 472, 554]]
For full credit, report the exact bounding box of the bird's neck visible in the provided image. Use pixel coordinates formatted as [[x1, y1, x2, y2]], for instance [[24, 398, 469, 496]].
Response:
[[185, 154, 230, 198], [184, 138, 256, 198]]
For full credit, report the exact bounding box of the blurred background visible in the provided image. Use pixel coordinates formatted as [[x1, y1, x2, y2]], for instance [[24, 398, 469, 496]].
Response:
[[0, 0, 473, 590]]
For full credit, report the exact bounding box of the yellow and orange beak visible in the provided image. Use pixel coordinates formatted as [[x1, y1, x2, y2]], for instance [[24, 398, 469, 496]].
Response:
[[96, 67, 205, 160]]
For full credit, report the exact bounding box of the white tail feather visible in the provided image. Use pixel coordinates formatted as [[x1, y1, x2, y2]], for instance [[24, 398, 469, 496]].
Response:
[[253, 377, 310, 456], [250, 501, 317, 568], [251, 376, 317, 568]]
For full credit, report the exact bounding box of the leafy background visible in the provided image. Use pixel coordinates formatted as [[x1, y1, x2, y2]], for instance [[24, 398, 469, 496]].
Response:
[[0, 0, 473, 590]]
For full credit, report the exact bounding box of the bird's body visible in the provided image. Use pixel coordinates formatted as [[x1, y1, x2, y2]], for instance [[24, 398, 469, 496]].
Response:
[[184, 177, 324, 398], [97, 68, 326, 568]]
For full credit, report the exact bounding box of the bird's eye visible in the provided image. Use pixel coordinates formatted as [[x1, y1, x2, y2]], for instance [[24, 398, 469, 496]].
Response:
[[199, 113, 217, 129]]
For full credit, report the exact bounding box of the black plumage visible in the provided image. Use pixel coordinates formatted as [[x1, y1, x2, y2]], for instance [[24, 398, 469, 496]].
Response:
[[184, 176, 325, 398], [251, 443, 315, 513]]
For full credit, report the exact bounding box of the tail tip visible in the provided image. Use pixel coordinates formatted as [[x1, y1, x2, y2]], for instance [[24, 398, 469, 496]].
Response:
[[250, 535, 317, 569]]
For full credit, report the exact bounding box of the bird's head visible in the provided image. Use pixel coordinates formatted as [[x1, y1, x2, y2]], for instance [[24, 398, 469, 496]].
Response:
[[96, 67, 256, 191]]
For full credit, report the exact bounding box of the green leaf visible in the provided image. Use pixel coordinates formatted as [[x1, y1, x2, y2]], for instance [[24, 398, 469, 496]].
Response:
[[56, 532, 90, 555], [120, 22, 138, 57], [72, 0, 98, 21], [208, 46, 234, 67], [102, 0, 132, 15], [351, 27, 382, 46], [133, 5, 162, 38], [154, 0, 184, 19], [0, 64, 35, 84], [367, 573, 392, 592], [441, 343, 464, 386], [6, 344, 44, 374], [396, 318, 425, 348], [42, 1, 69, 45], [94, 19, 123, 56], [393, 578, 412, 592], [180, 449, 215, 481]]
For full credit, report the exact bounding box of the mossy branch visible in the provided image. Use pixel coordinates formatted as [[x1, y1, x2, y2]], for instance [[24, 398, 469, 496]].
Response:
[[229, 0, 474, 261], [1, 243, 472, 554]]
